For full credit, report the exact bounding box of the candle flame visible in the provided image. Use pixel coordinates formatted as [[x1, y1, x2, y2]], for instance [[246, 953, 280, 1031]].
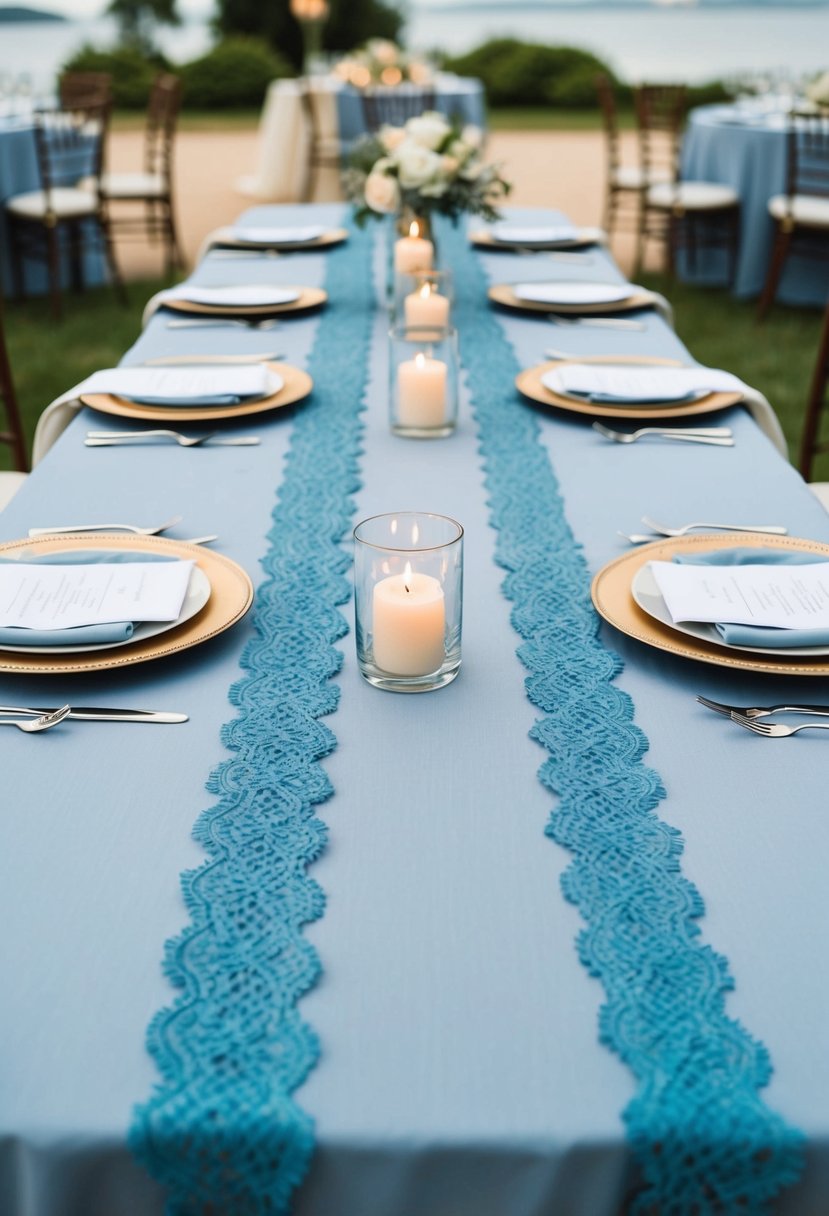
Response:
[[409, 220, 420, 238], [419, 282, 432, 300], [414, 352, 426, 370], [403, 561, 413, 593]]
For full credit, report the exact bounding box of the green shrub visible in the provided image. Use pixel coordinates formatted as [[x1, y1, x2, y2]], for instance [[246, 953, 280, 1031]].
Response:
[[180, 37, 291, 109], [687, 80, 734, 108], [60, 43, 167, 109], [444, 38, 618, 109]]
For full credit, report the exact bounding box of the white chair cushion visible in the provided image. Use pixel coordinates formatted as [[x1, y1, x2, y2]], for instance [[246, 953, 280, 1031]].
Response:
[[99, 171, 165, 199], [0, 471, 27, 511], [612, 165, 671, 190], [647, 180, 739, 211], [5, 187, 97, 220], [768, 192, 829, 229]]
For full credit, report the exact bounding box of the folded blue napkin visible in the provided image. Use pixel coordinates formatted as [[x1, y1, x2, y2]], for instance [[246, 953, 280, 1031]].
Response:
[[675, 546, 829, 647], [0, 550, 178, 648]]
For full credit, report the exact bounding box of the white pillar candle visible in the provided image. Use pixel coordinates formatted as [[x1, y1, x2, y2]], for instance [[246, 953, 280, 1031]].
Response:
[[404, 282, 450, 333], [372, 563, 445, 675], [397, 352, 447, 428], [394, 223, 434, 275]]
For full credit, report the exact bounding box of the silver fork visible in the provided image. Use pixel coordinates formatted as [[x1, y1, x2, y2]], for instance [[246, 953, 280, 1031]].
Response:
[[28, 514, 182, 537], [165, 318, 281, 330], [730, 711, 829, 738], [641, 516, 787, 537], [85, 431, 260, 448], [0, 705, 71, 733], [592, 422, 734, 446], [698, 695, 829, 719]]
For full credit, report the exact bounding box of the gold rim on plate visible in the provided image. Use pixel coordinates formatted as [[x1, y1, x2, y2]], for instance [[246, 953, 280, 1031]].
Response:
[[212, 227, 348, 252], [80, 360, 312, 424], [161, 286, 328, 318], [0, 534, 254, 675], [591, 532, 829, 675], [488, 282, 655, 315], [470, 229, 598, 251], [516, 359, 743, 421]]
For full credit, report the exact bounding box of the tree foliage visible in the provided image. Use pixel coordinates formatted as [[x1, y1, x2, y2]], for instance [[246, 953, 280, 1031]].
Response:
[[213, 0, 405, 73], [107, 0, 180, 51]]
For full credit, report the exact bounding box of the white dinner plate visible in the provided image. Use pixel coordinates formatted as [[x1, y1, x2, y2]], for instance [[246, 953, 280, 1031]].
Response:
[[490, 223, 581, 246], [514, 281, 634, 306], [631, 561, 829, 658], [163, 285, 300, 309], [540, 366, 708, 408], [0, 557, 211, 655], [231, 225, 326, 244], [118, 368, 284, 407]]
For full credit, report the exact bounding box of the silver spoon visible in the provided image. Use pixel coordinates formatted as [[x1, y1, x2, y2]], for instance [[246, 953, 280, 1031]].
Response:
[[0, 705, 71, 733], [28, 514, 183, 537]]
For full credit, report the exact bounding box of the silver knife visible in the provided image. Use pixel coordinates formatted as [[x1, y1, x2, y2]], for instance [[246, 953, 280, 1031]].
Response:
[[0, 705, 188, 723]]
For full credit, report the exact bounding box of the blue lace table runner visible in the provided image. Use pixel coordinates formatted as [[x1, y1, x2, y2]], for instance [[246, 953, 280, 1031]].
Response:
[[129, 222, 374, 1215], [442, 217, 804, 1214]]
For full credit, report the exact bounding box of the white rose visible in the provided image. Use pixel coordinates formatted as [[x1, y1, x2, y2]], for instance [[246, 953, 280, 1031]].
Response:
[[380, 124, 407, 153], [394, 140, 443, 188], [406, 111, 450, 151], [419, 177, 450, 198], [364, 170, 400, 214], [461, 124, 483, 150]]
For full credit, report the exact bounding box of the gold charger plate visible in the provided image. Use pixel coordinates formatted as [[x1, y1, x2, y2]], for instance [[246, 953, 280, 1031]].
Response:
[[489, 282, 655, 315], [161, 286, 327, 318], [0, 534, 254, 675], [516, 358, 743, 421], [591, 533, 829, 676], [80, 361, 312, 424], [214, 227, 348, 252], [470, 228, 599, 251]]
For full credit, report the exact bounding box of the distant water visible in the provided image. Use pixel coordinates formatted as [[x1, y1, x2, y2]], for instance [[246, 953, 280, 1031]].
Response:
[[0, 16, 212, 98], [408, 4, 829, 85], [1, 5, 828, 97]]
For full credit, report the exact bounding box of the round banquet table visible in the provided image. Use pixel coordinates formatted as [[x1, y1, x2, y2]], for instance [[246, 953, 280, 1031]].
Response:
[[237, 73, 485, 203], [0, 113, 105, 297], [681, 102, 829, 305]]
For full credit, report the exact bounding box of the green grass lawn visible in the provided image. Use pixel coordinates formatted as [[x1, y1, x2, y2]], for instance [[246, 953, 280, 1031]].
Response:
[[2, 270, 824, 478]]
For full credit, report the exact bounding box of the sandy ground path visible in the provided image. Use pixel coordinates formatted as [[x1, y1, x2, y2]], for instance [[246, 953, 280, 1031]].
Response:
[[108, 125, 643, 281]]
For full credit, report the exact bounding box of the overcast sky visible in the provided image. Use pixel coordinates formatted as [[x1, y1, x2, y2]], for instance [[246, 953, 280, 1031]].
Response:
[[32, 0, 213, 16]]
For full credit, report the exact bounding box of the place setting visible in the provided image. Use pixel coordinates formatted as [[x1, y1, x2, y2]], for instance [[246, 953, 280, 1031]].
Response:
[[141, 281, 329, 325], [468, 219, 606, 252], [199, 222, 349, 258], [488, 277, 662, 318], [515, 358, 746, 423], [75, 361, 313, 425], [0, 532, 254, 676], [591, 531, 829, 676]]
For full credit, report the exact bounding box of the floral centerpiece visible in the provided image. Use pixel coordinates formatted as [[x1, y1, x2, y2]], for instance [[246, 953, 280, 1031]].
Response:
[[333, 39, 433, 89], [344, 110, 510, 230]]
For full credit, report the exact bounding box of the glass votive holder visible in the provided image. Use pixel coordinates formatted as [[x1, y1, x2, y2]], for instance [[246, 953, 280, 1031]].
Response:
[[388, 324, 459, 439], [394, 267, 453, 331], [353, 511, 464, 693]]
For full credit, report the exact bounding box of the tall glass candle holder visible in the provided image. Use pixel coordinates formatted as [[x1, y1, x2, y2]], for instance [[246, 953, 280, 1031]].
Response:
[[353, 511, 463, 692], [389, 324, 458, 438], [394, 267, 453, 332]]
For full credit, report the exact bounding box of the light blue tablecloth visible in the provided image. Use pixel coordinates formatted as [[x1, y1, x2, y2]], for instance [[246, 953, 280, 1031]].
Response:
[[681, 103, 829, 305], [0, 114, 106, 297], [0, 205, 828, 1215]]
